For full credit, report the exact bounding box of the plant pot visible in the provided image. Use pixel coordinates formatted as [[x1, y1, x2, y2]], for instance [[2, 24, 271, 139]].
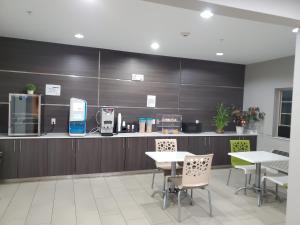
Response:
[[236, 126, 244, 134], [27, 90, 34, 95], [216, 128, 224, 134]]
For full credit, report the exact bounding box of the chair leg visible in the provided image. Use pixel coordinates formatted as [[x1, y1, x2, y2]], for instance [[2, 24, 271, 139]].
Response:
[[178, 190, 182, 222], [163, 175, 166, 191], [249, 174, 252, 185], [151, 172, 155, 189], [275, 184, 279, 200], [163, 182, 169, 209], [244, 174, 248, 195], [206, 188, 213, 217], [226, 168, 232, 185], [190, 189, 193, 205]]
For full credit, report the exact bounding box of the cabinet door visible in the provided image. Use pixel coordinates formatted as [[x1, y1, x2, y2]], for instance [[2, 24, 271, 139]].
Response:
[[48, 139, 75, 176], [75, 139, 100, 174], [125, 137, 151, 171], [188, 137, 211, 155], [18, 139, 48, 178], [0, 140, 18, 179], [101, 138, 125, 172], [210, 136, 231, 166]]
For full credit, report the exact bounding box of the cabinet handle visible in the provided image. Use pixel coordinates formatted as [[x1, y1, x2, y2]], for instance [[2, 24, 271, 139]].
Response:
[[123, 139, 125, 150], [72, 140, 74, 150], [208, 137, 211, 146], [19, 141, 21, 152], [77, 140, 79, 149], [204, 137, 207, 146], [13, 140, 15, 153]]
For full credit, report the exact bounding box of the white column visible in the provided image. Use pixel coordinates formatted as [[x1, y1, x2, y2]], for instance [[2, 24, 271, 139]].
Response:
[[286, 33, 300, 225]]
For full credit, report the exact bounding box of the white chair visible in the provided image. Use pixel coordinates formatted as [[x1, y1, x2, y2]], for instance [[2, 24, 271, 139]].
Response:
[[261, 175, 288, 203], [167, 154, 214, 222], [151, 139, 182, 191]]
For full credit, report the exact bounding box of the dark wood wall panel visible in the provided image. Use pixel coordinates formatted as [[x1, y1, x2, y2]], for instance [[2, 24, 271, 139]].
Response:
[[0, 104, 8, 133], [0, 37, 99, 77], [0, 37, 245, 133], [0, 71, 98, 105], [100, 49, 180, 83], [181, 58, 245, 87], [43, 105, 98, 133], [99, 79, 178, 108], [179, 85, 243, 110]]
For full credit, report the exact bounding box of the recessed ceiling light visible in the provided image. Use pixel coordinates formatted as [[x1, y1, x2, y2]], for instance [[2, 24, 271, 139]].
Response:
[[74, 33, 84, 39], [151, 42, 160, 50], [292, 27, 299, 33], [216, 52, 224, 56], [200, 9, 214, 19]]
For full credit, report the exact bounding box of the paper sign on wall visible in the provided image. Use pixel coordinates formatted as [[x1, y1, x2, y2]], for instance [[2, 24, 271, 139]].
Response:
[[147, 95, 156, 108], [45, 84, 61, 96]]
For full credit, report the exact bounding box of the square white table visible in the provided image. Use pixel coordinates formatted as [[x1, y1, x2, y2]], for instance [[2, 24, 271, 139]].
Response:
[[145, 151, 194, 208], [228, 151, 289, 206]]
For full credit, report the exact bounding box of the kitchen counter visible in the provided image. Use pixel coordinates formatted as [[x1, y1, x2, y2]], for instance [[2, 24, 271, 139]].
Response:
[[0, 131, 257, 139]]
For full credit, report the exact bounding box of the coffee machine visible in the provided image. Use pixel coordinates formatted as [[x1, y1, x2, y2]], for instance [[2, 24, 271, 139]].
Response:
[[100, 108, 115, 136]]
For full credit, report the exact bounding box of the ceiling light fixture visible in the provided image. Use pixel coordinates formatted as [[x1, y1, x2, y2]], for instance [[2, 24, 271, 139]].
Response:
[[74, 33, 84, 39], [292, 27, 299, 33], [200, 9, 214, 19], [216, 52, 224, 56], [151, 42, 160, 50]]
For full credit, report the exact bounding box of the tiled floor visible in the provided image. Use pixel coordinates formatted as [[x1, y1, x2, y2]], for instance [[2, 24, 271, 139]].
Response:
[[0, 169, 286, 225]]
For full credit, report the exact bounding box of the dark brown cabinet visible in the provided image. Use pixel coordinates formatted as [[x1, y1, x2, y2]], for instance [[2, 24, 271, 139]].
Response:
[[0, 139, 18, 179], [188, 136, 211, 155], [18, 139, 48, 178], [75, 139, 101, 174], [47, 139, 75, 176], [125, 137, 152, 171], [101, 138, 125, 172], [209, 136, 231, 166]]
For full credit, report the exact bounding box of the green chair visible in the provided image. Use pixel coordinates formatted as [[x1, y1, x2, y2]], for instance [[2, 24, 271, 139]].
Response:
[[227, 140, 266, 194]]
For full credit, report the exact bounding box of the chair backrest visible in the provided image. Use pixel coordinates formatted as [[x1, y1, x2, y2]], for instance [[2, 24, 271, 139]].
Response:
[[272, 149, 289, 157], [230, 140, 251, 166], [182, 154, 214, 187], [262, 150, 289, 174], [155, 139, 177, 152]]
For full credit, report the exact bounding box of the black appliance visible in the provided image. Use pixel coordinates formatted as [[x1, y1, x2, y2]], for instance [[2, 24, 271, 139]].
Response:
[[182, 122, 202, 133]]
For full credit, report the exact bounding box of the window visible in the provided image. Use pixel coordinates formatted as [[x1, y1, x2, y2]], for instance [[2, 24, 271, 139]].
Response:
[[276, 89, 293, 138]]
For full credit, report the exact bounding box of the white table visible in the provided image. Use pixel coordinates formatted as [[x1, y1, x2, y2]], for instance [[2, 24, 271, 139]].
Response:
[[145, 151, 194, 208], [228, 151, 289, 206]]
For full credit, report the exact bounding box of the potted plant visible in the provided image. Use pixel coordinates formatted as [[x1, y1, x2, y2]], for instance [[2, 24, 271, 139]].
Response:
[[25, 83, 37, 94], [213, 103, 230, 133], [246, 106, 265, 133], [231, 106, 247, 134]]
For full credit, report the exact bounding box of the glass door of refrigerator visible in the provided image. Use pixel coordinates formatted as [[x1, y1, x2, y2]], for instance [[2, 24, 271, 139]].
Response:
[[9, 94, 41, 136]]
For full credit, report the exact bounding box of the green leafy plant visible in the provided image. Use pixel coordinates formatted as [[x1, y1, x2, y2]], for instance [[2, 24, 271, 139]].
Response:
[[25, 83, 37, 92], [213, 103, 230, 133]]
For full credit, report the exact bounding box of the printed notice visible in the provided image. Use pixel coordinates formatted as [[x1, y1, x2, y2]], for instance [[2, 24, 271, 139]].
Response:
[[147, 95, 156, 108], [45, 84, 61, 96]]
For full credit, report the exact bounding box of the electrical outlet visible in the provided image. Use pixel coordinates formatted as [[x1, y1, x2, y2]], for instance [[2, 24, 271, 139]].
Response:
[[51, 118, 56, 125]]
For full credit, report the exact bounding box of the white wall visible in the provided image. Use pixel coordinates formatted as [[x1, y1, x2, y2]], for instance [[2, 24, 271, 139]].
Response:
[[286, 31, 300, 225], [243, 56, 294, 152], [202, 0, 300, 21]]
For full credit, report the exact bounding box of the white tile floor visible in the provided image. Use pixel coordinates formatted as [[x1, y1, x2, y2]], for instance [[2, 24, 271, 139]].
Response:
[[0, 169, 286, 225]]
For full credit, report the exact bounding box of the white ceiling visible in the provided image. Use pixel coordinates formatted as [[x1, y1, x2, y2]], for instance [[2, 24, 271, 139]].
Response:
[[0, 0, 297, 64]]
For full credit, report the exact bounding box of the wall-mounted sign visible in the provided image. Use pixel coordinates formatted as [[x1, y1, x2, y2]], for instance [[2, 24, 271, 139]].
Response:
[[147, 95, 156, 108], [45, 84, 61, 96], [132, 74, 144, 81]]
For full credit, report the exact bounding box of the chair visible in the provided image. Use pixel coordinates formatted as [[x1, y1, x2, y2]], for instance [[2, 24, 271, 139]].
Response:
[[261, 175, 288, 203], [151, 139, 182, 190], [167, 154, 214, 222], [227, 140, 266, 194]]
